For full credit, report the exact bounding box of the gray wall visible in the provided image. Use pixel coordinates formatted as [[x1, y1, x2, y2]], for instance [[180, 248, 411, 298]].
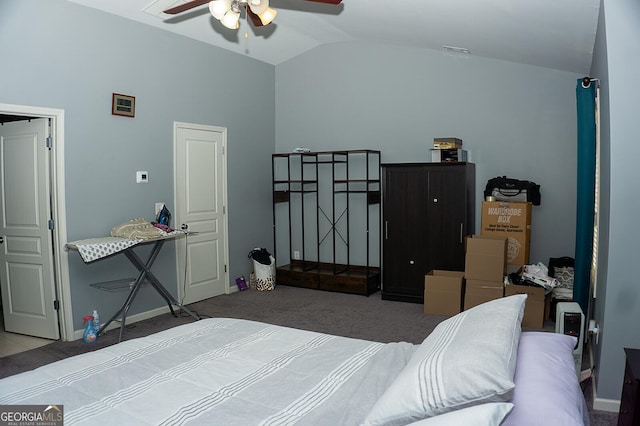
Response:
[[275, 42, 582, 267], [590, 0, 640, 402], [589, 0, 611, 397], [0, 0, 274, 331]]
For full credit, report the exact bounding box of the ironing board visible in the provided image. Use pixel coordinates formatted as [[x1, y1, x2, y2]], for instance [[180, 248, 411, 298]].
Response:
[[66, 232, 201, 342]]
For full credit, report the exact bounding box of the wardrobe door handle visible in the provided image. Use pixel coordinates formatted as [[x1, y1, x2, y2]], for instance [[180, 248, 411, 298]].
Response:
[[459, 223, 463, 243], [385, 221, 388, 240]]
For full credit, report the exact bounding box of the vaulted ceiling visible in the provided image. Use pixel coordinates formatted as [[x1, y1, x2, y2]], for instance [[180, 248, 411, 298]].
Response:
[[67, 0, 600, 73]]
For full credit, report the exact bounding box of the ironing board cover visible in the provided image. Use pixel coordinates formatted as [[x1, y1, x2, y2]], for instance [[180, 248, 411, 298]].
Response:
[[67, 231, 182, 263]]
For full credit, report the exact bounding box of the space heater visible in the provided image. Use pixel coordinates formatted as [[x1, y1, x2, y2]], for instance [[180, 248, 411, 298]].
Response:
[[555, 302, 585, 378]]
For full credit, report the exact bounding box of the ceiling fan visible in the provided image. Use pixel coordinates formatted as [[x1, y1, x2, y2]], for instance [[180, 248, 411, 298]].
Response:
[[163, 0, 343, 30]]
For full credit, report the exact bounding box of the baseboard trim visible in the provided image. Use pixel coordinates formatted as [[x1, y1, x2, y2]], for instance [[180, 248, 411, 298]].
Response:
[[593, 396, 621, 413], [71, 305, 171, 341], [588, 338, 621, 413]]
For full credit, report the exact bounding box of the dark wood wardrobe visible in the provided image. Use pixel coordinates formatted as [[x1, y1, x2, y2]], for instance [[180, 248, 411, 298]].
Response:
[[381, 163, 475, 303]]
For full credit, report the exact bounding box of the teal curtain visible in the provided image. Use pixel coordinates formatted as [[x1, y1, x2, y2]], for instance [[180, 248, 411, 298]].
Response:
[[574, 78, 597, 315]]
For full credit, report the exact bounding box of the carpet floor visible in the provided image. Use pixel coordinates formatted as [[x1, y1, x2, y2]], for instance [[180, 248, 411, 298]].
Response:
[[0, 285, 618, 424]]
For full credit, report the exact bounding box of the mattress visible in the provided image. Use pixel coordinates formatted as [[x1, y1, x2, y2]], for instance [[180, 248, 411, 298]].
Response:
[[0, 318, 589, 425]]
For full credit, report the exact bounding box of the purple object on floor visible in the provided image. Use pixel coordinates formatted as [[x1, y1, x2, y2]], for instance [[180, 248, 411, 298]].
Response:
[[236, 276, 248, 291]]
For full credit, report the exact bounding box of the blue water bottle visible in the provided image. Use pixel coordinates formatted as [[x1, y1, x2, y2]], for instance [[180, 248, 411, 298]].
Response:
[[83, 315, 97, 344]]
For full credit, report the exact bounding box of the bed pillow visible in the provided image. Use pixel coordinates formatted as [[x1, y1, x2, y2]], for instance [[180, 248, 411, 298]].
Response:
[[363, 294, 526, 426], [502, 332, 589, 426], [405, 403, 514, 426]]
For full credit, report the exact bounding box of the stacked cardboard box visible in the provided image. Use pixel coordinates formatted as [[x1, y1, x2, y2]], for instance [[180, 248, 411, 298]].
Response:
[[505, 284, 550, 329], [480, 201, 532, 269], [464, 235, 507, 310], [421, 234, 548, 327], [479, 202, 548, 328], [424, 270, 465, 316]]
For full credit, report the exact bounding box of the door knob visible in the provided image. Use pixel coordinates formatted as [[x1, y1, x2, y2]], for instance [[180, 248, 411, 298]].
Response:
[[0, 236, 4, 244]]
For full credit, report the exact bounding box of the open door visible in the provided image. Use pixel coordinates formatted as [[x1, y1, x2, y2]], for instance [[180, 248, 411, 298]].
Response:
[[0, 118, 59, 339]]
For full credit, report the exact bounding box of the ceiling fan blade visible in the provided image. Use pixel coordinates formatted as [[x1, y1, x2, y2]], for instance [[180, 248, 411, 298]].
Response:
[[304, 0, 342, 4], [163, 0, 211, 15], [246, 7, 266, 27]]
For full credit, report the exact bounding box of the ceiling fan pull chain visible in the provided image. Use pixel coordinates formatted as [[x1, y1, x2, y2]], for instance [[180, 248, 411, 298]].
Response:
[[245, 7, 249, 39]]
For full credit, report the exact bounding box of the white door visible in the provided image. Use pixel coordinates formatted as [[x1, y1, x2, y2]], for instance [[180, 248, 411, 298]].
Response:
[[174, 122, 228, 304], [0, 118, 59, 339]]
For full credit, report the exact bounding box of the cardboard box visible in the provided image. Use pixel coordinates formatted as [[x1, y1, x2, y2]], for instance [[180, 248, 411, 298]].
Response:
[[433, 137, 463, 149], [464, 235, 507, 282], [481, 201, 532, 267], [464, 279, 504, 310], [424, 270, 465, 316], [505, 284, 546, 329]]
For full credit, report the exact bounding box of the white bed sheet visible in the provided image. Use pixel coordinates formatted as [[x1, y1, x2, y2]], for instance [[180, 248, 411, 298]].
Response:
[[0, 318, 415, 426]]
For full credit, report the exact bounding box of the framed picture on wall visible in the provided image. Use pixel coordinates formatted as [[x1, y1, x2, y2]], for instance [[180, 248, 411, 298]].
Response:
[[112, 93, 135, 117]]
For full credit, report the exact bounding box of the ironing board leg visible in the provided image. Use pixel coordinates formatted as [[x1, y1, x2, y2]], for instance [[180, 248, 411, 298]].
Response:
[[97, 272, 146, 341], [124, 243, 201, 322], [99, 239, 200, 343], [98, 278, 143, 338]]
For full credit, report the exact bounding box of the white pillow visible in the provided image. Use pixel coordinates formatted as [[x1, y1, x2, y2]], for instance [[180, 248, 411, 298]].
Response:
[[363, 294, 526, 426], [406, 403, 514, 426]]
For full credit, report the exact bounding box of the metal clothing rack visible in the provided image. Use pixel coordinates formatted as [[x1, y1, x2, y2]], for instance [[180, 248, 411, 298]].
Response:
[[272, 149, 381, 295]]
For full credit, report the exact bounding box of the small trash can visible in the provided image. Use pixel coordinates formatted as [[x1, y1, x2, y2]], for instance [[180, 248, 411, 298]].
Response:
[[248, 248, 275, 291]]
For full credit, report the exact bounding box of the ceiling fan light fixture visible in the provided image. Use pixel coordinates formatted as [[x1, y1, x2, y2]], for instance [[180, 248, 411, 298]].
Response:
[[164, 0, 343, 33], [209, 0, 231, 20], [221, 10, 240, 29], [257, 7, 277, 25], [248, 0, 268, 15]]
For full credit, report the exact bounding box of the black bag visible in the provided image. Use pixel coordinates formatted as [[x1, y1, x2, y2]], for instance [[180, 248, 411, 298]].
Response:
[[548, 256, 574, 278], [248, 248, 273, 265], [484, 176, 541, 205]]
